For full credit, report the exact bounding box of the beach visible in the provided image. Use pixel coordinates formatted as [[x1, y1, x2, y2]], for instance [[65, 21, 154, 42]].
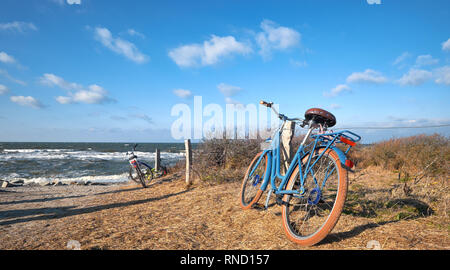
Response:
[[1, 168, 448, 250]]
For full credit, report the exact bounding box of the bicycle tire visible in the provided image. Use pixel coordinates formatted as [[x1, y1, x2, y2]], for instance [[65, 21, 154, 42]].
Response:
[[129, 162, 153, 188], [281, 148, 348, 246], [240, 152, 269, 210]]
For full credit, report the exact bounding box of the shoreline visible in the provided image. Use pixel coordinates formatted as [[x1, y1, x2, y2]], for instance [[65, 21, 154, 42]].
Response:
[[1, 178, 131, 188]]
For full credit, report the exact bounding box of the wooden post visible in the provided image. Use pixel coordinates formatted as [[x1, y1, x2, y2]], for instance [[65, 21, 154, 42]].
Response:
[[155, 148, 160, 171], [281, 121, 295, 175], [185, 139, 192, 185]]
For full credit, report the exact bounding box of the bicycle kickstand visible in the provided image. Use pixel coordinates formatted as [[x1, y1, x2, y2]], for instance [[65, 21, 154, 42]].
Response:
[[264, 189, 273, 210]]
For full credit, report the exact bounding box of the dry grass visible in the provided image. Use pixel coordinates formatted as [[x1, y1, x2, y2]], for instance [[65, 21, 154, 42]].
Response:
[[0, 166, 448, 250], [350, 134, 449, 180]]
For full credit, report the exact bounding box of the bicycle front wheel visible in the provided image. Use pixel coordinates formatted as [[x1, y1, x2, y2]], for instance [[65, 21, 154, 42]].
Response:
[[240, 152, 269, 210], [129, 162, 153, 188], [281, 148, 348, 246]]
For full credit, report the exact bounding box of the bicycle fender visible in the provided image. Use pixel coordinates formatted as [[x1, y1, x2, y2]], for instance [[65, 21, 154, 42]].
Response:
[[330, 146, 354, 172], [330, 146, 346, 163], [260, 150, 272, 191], [316, 146, 351, 171]]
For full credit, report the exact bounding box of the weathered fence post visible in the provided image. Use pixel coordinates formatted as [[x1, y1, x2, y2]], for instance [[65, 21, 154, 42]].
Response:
[[185, 139, 192, 185], [155, 148, 160, 171], [281, 120, 295, 175]]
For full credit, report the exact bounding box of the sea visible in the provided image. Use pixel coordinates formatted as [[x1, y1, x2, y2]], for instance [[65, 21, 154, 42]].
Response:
[[0, 142, 186, 185]]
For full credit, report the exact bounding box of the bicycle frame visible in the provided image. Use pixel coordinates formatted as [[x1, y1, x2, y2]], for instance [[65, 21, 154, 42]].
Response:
[[249, 121, 361, 200]]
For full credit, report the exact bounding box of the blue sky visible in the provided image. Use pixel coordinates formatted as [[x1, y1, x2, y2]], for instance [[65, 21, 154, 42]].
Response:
[[0, 0, 449, 143]]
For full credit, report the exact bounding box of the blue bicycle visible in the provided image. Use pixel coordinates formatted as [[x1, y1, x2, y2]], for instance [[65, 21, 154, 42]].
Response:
[[239, 101, 361, 246]]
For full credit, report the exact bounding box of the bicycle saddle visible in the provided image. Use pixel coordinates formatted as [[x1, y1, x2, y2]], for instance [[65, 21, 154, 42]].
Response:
[[304, 108, 336, 128]]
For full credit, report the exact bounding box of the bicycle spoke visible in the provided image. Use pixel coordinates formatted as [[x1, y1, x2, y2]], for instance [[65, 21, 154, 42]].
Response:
[[285, 150, 341, 238]]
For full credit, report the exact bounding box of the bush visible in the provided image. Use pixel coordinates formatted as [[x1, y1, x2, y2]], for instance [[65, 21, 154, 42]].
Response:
[[353, 134, 449, 180], [192, 138, 262, 184], [178, 133, 449, 185]]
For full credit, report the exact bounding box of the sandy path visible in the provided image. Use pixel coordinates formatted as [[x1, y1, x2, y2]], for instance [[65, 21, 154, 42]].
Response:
[[0, 170, 448, 250]]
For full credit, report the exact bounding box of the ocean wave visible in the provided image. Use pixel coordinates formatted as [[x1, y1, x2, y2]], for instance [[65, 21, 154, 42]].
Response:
[[0, 149, 185, 161], [13, 173, 131, 184], [3, 149, 72, 153]]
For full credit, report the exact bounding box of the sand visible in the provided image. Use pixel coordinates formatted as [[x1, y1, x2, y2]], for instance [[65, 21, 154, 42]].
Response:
[[0, 169, 448, 250]]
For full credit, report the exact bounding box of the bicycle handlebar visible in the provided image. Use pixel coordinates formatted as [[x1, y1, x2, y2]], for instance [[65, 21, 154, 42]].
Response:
[[260, 100, 273, 108], [260, 100, 305, 125]]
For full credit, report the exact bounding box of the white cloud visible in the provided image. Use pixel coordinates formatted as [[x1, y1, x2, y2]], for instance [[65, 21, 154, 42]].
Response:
[[127, 29, 145, 39], [434, 66, 450, 86], [0, 21, 37, 32], [367, 0, 381, 4], [40, 73, 81, 90], [51, 0, 81, 5], [57, 84, 113, 105], [217, 83, 243, 106], [168, 44, 203, 67], [0, 84, 8, 95], [224, 97, 243, 106], [71, 85, 111, 104], [290, 59, 307, 68], [217, 83, 242, 97], [393, 52, 411, 66], [324, 84, 351, 97], [329, 104, 342, 110], [40, 73, 113, 104], [67, 0, 81, 4], [397, 69, 432, 86], [346, 69, 388, 84], [55, 96, 73, 104], [0, 51, 26, 69], [10, 96, 45, 109], [168, 35, 252, 68], [168, 20, 299, 66], [386, 116, 450, 127], [256, 20, 301, 59], [51, 0, 64, 4], [0, 51, 16, 64], [0, 69, 26, 85], [173, 89, 192, 98], [94, 27, 149, 64], [415, 54, 439, 67], [442, 38, 450, 51], [130, 114, 153, 124], [110, 113, 153, 125]]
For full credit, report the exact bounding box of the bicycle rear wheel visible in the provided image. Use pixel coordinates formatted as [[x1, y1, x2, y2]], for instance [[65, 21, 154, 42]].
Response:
[[129, 162, 153, 188], [240, 152, 269, 210], [281, 148, 348, 246]]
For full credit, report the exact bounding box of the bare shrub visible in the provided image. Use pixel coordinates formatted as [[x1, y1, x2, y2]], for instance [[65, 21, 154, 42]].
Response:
[[173, 133, 448, 191], [192, 138, 262, 184], [356, 134, 449, 181]]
